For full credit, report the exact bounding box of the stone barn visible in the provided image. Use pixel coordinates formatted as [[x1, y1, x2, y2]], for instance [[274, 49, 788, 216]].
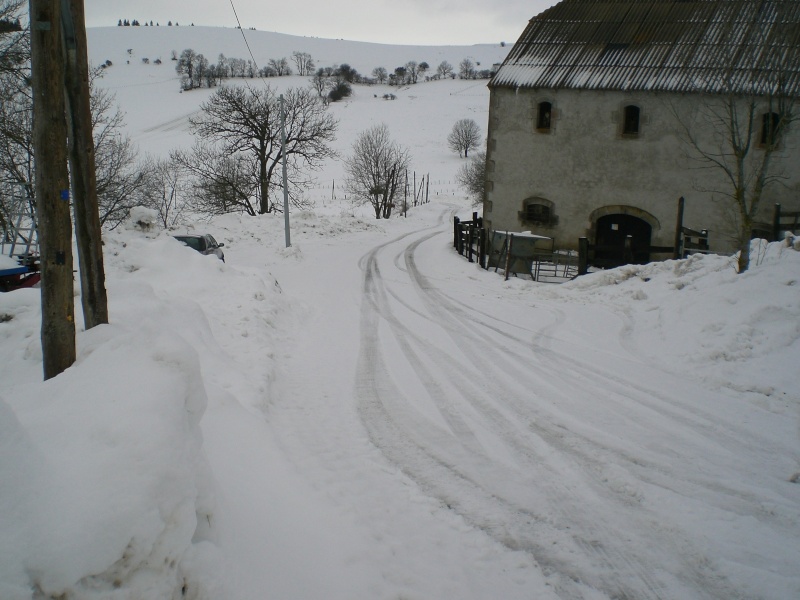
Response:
[[483, 0, 800, 265]]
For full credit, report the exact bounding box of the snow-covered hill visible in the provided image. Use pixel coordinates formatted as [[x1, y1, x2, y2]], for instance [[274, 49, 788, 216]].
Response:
[[88, 25, 511, 78], [87, 26, 508, 204]]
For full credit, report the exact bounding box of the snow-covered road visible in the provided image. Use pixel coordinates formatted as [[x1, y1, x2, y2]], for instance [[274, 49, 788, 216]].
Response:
[[4, 203, 797, 599], [251, 204, 800, 599]]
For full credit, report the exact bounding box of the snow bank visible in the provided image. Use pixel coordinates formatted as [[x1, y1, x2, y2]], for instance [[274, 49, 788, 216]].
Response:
[[0, 325, 217, 599], [559, 238, 800, 399], [0, 210, 247, 600]]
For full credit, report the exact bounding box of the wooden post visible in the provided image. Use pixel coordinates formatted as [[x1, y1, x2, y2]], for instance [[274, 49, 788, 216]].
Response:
[[467, 212, 478, 263], [453, 216, 460, 250], [578, 237, 589, 275], [504, 234, 514, 281], [64, 0, 109, 329], [773, 203, 782, 242], [674, 196, 685, 259], [479, 227, 487, 269], [30, 0, 76, 379], [403, 169, 408, 217], [412, 171, 416, 209]]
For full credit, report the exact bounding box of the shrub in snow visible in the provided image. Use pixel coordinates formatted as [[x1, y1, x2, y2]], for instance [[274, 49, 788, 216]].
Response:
[[127, 206, 160, 232]]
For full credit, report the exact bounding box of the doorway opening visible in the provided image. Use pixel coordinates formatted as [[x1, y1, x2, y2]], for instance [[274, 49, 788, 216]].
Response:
[[594, 214, 652, 267]]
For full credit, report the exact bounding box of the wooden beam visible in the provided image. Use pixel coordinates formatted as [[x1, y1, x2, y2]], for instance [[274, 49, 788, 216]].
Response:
[[63, 0, 108, 328], [29, 0, 76, 379]]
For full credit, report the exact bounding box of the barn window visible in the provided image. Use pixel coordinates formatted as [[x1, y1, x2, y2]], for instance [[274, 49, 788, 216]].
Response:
[[760, 112, 780, 146], [520, 197, 557, 227], [623, 105, 640, 135], [527, 203, 550, 222], [536, 101, 552, 131]]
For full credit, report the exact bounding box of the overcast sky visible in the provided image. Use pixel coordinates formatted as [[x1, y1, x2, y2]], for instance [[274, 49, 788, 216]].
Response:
[[83, 0, 556, 46]]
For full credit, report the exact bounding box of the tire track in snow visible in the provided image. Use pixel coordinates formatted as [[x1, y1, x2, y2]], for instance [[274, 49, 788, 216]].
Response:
[[357, 232, 591, 599], [354, 214, 729, 600], [405, 240, 793, 529], [401, 231, 793, 598]]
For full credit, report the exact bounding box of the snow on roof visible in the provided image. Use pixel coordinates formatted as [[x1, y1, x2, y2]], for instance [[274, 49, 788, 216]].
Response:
[[490, 0, 800, 96]]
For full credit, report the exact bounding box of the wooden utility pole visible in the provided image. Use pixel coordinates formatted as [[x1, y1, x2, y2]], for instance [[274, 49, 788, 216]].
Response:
[[63, 0, 108, 328], [29, 0, 76, 378]]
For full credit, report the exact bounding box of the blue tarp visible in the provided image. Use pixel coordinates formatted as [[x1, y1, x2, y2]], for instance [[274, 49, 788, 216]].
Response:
[[0, 265, 28, 277]]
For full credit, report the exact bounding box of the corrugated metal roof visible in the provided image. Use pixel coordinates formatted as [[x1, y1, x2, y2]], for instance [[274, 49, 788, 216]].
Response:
[[490, 0, 800, 95]]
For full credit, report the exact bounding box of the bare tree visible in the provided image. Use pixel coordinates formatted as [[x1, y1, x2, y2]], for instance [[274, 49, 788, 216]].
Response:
[[345, 124, 411, 219], [447, 118, 482, 158], [215, 53, 229, 79], [95, 135, 149, 227], [176, 48, 198, 89], [292, 51, 314, 76], [676, 96, 794, 272], [0, 0, 32, 237], [0, 1, 26, 81], [0, 67, 34, 199], [228, 57, 247, 77], [88, 79, 152, 228], [1, 18, 140, 235], [139, 155, 190, 227], [189, 85, 338, 215], [672, 20, 797, 273], [372, 66, 388, 84], [267, 57, 291, 76], [456, 150, 486, 207], [310, 67, 329, 98], [437, 60, 454, 79], [406, 61, 419, 84], [459, 58, 476, 79], [172, 144, 258, 216]]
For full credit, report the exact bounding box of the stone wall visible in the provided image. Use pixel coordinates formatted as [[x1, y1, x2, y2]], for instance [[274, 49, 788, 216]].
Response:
[[483, 86, 800, 255]]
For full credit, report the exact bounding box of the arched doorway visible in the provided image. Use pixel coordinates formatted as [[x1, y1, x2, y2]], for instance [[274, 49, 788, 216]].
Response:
[[594, 213, 652, 267]]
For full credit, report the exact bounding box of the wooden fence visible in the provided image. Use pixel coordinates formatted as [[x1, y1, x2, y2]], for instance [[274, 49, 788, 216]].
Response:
[[453, 213, 486, 267], [454, 216, 577, 281]]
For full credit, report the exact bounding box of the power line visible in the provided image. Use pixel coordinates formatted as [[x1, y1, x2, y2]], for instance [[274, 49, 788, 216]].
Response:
[[227, 0, 260, 73]]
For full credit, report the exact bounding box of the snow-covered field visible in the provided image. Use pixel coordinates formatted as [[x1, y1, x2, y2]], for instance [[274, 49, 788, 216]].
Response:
[[2, 27, 799, 600]]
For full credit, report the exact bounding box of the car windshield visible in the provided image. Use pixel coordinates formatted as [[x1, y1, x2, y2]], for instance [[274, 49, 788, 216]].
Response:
[[175, 236, 202, 251]]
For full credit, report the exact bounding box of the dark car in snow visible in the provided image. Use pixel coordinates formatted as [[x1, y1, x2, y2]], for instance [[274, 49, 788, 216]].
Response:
[[173, 234, 225, 262]]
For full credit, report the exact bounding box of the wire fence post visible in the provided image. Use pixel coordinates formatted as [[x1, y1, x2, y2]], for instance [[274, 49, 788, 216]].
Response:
[[280, 94, 291, 248]]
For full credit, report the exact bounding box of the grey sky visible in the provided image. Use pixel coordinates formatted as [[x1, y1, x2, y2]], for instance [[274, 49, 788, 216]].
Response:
[[83, 0, 556, 46]]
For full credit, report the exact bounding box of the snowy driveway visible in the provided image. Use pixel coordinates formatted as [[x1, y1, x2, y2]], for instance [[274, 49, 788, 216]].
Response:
[[262, 204, 799, 600]]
